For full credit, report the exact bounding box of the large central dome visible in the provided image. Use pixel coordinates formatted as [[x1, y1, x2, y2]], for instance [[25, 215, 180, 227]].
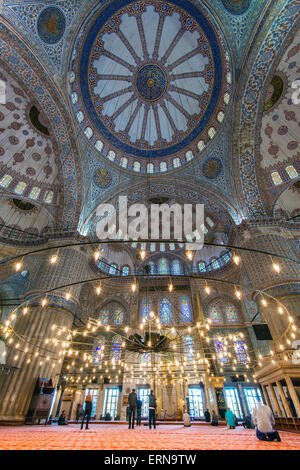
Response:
[[69, 0, 232, 172]]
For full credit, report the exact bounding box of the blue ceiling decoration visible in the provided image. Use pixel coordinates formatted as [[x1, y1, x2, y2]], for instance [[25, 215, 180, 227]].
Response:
[[69, 0, 232, 172], [37, 6, 66, 45], [221, 0, 251, 16], [2, 0, 85, 74]]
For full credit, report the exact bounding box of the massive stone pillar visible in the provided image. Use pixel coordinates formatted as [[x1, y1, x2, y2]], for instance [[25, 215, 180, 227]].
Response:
[[0, 246, 88, 424]]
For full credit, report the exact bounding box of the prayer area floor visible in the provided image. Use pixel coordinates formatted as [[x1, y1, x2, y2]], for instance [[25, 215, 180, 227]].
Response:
[[0, 424, 300, 450]]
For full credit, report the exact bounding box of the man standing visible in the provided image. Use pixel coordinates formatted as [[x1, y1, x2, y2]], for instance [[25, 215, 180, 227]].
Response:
[[225, 408, 236, 429], [136, 397, 143, 426], [252, 403, 281, 442], [81, 394, 92, 430], [128, 388, 137, 429], [149, 390, 157, 429]]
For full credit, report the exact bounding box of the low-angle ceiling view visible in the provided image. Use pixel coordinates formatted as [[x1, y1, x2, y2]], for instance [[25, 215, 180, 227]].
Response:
[[0, 0, 299, 454]]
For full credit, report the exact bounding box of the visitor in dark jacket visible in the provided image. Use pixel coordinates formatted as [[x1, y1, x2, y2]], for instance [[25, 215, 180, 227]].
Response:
[[136, 398, 143, 426], [211, 410, 219, 426], [58, 410, 68, 425], [149, 390, 157, 429], [81, 394, 92, 430], [128, 389, 137, 429], [204, 409, 211, 423]]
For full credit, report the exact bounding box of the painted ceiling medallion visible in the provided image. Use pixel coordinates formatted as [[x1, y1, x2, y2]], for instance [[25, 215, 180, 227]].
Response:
[[70, 0, 231, 172], [93, 168, 112, 188], [37, 7, 66, 45], [221, 0, 251, 15]]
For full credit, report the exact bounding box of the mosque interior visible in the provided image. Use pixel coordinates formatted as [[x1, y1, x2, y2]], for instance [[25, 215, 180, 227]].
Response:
[[0, 0, 299, 450]]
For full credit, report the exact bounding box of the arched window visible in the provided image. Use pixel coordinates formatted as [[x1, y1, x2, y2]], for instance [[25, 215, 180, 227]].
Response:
[[95, 140, 103, 152], [158, 258, 168, 274], [213, 336, 229, 364], [183, 335, 194, 360], [76, 111, 84, 123], [225, 304, 238, 321], [92, 336, 105, 365], [206, 217, 214, 228], [110, 335, 123, 361], [271, 171, 282, 185], [120, 157, 127, 168], [150, 243, 156, 252], [122, 266, 129, 276], [44, 190, 53, 204], [109, 264, 117, 275], [114, 308, 124, 325], [198, 262, 206, 272], [160, 162, 167, 172], [14, 182, 26, 195], [141, 298, 151, 321], [160, 296, 172, 324], [233, 335, 248, 364], [209, 305, 221, 322], [147, 163, 154, 173], [133, 161, 141, 172], [0, 174, 13, 188], [148, 261, 155, 274], [222, 252, 231, 263], [84, 127, 93, 139], [212, 258, 219, 270], [159, 243, 165, 252], [181, 296, 192, 322], [286, 165, 298, 179], [141, 352, 151, 362], [108, 150, 115, 161], [173, 157, 181, 168], [29, 187, 41, 200], [99, 309, 109, 325], [172, 259, 181, 275], [186, 150, 194, 161]]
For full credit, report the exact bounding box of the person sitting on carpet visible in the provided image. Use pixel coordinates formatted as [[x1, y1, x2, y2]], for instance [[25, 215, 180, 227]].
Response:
[[242, 414, 252, 429], [252, 403, 281, 442], [211, 410, 219, 426], [58, 410, 68, 425], [183, 410, 191, 427], [204, 409, 211, 423], [225, 408, 236, 429]]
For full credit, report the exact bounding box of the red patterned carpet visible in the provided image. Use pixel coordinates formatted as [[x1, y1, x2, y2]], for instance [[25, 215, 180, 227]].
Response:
[[0, 424, 300, 450]]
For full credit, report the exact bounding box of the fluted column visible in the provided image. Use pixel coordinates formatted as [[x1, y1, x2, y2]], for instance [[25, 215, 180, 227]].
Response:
[[268, 384, 283, 417], [276, 381, 292, 418], [284, 375, 300, 417], [0, 246, 88, 423]]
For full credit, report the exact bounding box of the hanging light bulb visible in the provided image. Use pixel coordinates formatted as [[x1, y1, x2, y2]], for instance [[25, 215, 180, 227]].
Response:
[[15, 262, 22, 272], [65, 293, 71, 300], [140, 250, 146, 260], [185, 251, 193, 261], [272, 262, 281, 273], [235, 290, 242, 300], [205, 286, 211, 295], [278, 306, 283, 314], [94, 251, 101, 261], [233, 254, 240, 265], [168, 283, 173, 292], [96, 286, 101, 295], [41, 298, 47, 307], [261, 298, 267, 307], [131, 283, 137, 293]]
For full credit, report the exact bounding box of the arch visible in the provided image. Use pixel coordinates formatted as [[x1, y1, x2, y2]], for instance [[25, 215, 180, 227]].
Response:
[[207, 297, 240, 323]]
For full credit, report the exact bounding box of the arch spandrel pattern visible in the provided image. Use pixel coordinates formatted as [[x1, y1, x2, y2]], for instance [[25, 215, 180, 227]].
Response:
[[0, 21, 82, 230], [234, 0, 299, 219]]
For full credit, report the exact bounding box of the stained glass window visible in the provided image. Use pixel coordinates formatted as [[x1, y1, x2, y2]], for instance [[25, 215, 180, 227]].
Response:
[[133, 161, 140, 172], [212, 258, 219, 269], [0, 174, 13, 188], [173, 157, 180, 168], [147, 163, 154, 173], [209, 305, 221, 322], [122, 266, 129, 276], [141, 352, 151, 363], [148, 261, 155, 274], [181, 296, 192, 322], [109, 264, 117, 275], [110, 335, 123, 361], [172, 259, 181, 275], [141, 298, 151, 321], [99, 309, 109, 325], [14, 182, 26, 195], [213, 337, 229, 364], [271, 171, 282, 185], [159, 258, 168, 274], [150, 243, 156, 252], [184, 335, 194, 360], [206, 217, 214, 228], [92, 336, 105, 365], [160, 162, 167, 172], [234, 337, 248, 364], [286, 165, 298, 179], [114, 308, 124, 325], [160, 296, 172, 324], [225, 304, 238, 321], [199, 262, 206, 272], [159, 243, 165, 252], [44, 190, 53, 204], [29, 187, 41, 200]]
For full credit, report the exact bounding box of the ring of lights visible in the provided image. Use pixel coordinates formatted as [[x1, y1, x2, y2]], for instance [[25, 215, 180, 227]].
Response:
[[69, 0, 232, 173]]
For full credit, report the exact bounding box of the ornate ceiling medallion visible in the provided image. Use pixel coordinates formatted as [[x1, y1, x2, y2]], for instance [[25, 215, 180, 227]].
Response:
[[70, 0, 232, 173]]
